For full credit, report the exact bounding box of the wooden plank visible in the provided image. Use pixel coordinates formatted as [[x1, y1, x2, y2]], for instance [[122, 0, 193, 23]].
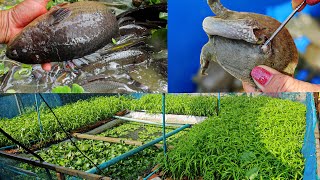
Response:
[[0, 151, 110, 180], [72, 133, 174, 150], [86, 119, 124, 135]]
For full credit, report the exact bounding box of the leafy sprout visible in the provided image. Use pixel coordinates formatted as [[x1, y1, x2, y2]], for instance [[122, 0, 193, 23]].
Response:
[[0, 62, 9, 77]]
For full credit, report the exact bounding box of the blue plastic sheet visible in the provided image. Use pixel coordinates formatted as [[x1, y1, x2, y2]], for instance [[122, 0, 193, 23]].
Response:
[[302, 92, 318, 180], [0, 94, 61, 119]]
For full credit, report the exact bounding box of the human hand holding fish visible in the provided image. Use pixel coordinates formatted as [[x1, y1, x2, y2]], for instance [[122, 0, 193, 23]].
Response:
[[0, 0, 52, 71], [0, 0, 50, 44]]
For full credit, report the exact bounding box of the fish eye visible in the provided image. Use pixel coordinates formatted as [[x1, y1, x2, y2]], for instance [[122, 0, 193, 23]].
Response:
[[6, 49, 19, 59]]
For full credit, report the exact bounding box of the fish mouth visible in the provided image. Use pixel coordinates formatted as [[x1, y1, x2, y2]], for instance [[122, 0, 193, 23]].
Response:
[[5, 48, 19, 60]]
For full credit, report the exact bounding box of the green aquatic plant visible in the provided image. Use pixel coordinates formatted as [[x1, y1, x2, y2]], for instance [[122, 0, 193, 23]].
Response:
[[51, 84, 85, 93], [0, 95, 131, 147], [129, 94, 218, 116], [0, 62, 9, 77], [98, 122, 187, 145], [13, 64, 32, 80], [25, 140, 161, 179], [159, 96, 306, 179]]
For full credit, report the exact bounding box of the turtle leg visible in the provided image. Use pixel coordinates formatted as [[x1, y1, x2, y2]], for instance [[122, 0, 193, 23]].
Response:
[[200, 42, 214, 76], [207, 0, 232, 17], [203, 17, 262, 44]]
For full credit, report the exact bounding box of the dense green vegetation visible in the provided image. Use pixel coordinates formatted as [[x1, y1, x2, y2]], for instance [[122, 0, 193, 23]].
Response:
[[98, 122, 188, 145], [0, 94, 216, 147], [30, 140, 161, 179], [158, 96, 306, 179], [26, 122, 184, 179], [0, 95, 131, 147], [130, 94, 218, 116], [0, 94, 308, 179]]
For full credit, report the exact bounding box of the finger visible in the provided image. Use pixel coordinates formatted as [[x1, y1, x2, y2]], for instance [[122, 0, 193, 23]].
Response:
[[251, 65, 320, 92], [10, 0, 50, 28], [41, 63, 51, 72], [242, 82, 260, 93], [307, 0, 320, 5], [292, 0, 306, 11]]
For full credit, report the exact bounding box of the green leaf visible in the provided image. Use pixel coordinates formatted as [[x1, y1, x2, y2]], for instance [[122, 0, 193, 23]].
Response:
[[0, 62, 9, 76], [51, 86, 72, 93], [149, 0, 161, 5], [240, 151, 256, 163], [46, 0, 54, 10], [245, 167, 259, 180], [112, 38, 117, 44], [13, 66, 32, 80], [21, 64, 32, 70], [159, 12, 167, 20], [5, 89, 16, 93], [71, 84, 85, 93], [4, 6, 13, 10]]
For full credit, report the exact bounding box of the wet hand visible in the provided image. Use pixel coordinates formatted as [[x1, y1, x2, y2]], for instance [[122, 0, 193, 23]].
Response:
[[243, 65, 320, 92], [0, 0, 52, 71], [292, 0, 320, 11], [0, 0, 50, 43]]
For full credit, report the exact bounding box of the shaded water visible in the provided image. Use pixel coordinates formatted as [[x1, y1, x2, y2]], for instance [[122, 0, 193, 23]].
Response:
[[0, 0, 167, 93]]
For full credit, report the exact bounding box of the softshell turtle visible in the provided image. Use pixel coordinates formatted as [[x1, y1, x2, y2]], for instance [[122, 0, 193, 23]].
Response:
[[200, 0, 298, 86], [6, 1, 119, 64]]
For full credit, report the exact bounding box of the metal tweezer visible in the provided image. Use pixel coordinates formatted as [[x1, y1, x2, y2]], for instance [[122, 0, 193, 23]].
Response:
[[261, 0, 306, 50]]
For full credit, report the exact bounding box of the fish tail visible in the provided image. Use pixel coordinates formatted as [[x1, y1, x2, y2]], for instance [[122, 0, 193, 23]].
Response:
[[207, 0, 232, 17]]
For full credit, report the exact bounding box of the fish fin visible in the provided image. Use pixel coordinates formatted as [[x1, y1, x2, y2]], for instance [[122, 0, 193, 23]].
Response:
[[48, 8, 71, 25], [56, 2, 70, 7]]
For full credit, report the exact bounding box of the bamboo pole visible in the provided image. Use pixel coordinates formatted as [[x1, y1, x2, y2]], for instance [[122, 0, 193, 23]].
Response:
[[72, 133, 174, 150]]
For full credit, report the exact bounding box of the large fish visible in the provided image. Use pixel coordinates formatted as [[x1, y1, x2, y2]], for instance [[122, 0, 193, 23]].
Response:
[[6, 1, 119, 64]]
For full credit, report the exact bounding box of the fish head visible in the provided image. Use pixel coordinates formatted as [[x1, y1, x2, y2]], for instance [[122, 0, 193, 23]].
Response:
[[6, 29, 49, 64]]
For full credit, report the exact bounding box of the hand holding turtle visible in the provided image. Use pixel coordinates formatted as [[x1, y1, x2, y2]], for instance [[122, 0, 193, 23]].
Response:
[[243, 65, 320, 92], [292, 0, 320, 11], [0, 0, 52, 71]]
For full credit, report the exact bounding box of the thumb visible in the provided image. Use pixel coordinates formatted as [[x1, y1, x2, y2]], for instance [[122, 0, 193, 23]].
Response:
[[292, 0, 306, 11], [10, 0, 50, 28], [250, 65, 320, 92]]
